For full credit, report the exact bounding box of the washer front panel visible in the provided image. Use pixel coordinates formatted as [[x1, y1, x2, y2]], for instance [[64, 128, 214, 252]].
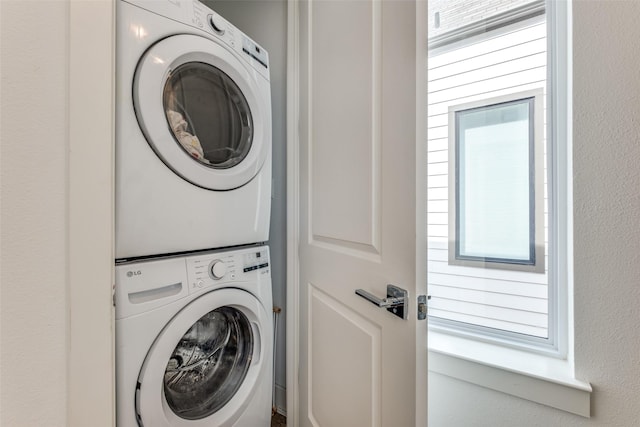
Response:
[[136, 288, 269, 426], [115, 245, 273, 427], [163, 306, 254, 420]]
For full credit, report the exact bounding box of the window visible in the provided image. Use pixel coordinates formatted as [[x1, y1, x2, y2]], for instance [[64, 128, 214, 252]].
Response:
[[449, 91, 545, 273], [425, 1, 589, 415], [427, 0, 566, 350]]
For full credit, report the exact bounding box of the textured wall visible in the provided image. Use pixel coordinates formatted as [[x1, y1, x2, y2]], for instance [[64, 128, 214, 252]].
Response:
[[429, 0, 640, 425], [572, 0, 640, 422], [0, 1, 69, 426]]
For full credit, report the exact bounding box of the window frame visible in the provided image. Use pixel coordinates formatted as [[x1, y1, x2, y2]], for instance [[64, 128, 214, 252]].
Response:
[[447, 90, 546, 274], [425, 1, 587, 416], [427, 0, 570, 358]]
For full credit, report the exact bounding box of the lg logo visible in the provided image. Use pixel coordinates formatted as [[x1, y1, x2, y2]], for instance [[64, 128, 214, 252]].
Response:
[[127, 270, 142, 278]]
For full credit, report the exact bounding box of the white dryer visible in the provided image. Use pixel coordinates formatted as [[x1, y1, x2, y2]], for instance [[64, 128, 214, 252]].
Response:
[[116, 0, 272, 260], [115, 245, 273, 426]]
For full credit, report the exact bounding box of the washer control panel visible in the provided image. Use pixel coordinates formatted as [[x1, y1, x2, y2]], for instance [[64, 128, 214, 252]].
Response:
[[209, 259, 228, 280], [242, 250, 270, 273], [186, 246, 270, 292]]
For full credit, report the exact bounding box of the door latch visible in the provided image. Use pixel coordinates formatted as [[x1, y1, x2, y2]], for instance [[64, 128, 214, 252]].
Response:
[[417, 295, 430, 320], [355, 284, 408, 320]]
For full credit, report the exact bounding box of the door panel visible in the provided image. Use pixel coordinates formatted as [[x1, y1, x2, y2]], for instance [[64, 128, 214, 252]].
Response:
[[297, 0, 427, 426], [309, 286, 381, 426], [310, 0, 381, 254]]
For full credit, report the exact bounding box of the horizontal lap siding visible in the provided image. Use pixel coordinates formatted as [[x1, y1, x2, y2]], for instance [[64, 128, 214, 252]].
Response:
[[428, 0, 538, 40], [427, 20, 549, 338]]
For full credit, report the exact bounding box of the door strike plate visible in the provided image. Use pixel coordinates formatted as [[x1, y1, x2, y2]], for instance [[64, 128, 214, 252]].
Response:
[[417, 295, 430, 320]]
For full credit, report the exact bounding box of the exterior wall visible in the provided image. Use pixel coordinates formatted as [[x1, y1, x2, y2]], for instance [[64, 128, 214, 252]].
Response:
[[0, 1, 69, 426], [429, 0, 538, 38], [427, 19, 548, 337], [202, 0, 288, 414], [429, 0, 640, 425]]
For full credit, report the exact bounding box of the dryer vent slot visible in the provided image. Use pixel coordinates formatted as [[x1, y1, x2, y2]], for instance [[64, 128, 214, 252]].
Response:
[[128, 282, 182, 304]]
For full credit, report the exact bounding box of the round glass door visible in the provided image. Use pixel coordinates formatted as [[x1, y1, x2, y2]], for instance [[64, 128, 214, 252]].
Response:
[[163, 306, 253, 420], [134, 34, 270, 190], [163, 63, 253, 169]]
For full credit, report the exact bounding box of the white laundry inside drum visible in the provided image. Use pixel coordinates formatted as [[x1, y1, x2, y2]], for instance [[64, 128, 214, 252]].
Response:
[[163, 306, 254, 420], [163, 62, 254, 169]]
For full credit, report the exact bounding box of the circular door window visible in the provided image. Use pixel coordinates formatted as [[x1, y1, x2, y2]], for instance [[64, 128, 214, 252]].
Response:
[[163, 63, 253, 169], [136, 289, 269, 426], [163, 307, 253, 420], [134, 34, 270, 190]]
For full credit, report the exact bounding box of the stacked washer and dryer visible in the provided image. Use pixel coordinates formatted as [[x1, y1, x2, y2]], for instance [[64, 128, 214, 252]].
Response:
[[114, 0, 273, 425]]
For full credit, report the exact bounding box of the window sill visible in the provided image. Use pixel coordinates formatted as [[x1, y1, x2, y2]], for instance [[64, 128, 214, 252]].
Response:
[[428, 330, 592, 417]]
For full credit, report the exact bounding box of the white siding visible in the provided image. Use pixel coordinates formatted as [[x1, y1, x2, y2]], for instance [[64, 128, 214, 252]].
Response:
[[427, 20, 549, 338], [428, 0, 539, 39]]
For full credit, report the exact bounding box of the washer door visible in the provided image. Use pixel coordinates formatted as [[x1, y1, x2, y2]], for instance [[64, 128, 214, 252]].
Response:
[[134, 34, 269, 190], [136, 289, 269, 426]]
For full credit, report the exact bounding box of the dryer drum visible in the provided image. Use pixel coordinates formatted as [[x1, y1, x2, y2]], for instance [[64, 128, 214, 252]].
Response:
[[162, 306, 254, 420], [163, 62, 254, 169]]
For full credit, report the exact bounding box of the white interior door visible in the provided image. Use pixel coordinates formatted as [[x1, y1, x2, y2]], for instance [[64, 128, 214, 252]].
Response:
[[293, 0, 428, 426]]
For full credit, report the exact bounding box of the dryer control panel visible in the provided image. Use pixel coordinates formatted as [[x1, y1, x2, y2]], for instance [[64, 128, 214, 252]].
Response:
[[188, 0, 270, 80], [123, 0, 270, 80], [186, 246, 270, 293]]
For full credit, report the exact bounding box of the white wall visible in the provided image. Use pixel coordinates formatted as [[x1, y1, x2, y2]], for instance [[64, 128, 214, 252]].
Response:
[[202, 0, 289, 414], [1, 1, 69, 425], [429, 1, 640, 425], [1, 2, 114, 426]]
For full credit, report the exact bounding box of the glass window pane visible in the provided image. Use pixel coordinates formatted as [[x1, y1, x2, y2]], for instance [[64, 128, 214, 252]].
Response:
[[456, 99, 534, 263]]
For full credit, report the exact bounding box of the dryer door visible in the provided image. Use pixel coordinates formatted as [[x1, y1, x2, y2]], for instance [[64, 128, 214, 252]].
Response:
[[134, 34, 270, 190], [136, 288, 271, 426]]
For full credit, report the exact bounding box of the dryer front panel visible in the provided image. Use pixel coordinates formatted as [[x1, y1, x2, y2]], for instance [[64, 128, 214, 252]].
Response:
[[134, 34, 271, 191]]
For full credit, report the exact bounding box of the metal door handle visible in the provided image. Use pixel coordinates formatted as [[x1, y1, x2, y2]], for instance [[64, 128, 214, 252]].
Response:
[[355, 289, 404, 308], [355, 284, 408, 319]]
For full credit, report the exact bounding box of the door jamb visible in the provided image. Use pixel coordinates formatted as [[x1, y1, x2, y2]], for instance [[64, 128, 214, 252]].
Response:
[[285, 0, 301, 426], [68, 0, 115, 425]]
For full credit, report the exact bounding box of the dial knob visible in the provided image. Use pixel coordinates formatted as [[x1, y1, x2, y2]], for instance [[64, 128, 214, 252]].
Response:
[[209, 260, 227, 280], [208, 15, 225, 35]]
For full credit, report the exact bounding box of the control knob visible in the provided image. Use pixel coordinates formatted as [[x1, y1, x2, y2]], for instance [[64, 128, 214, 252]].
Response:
[[208, 15, 225, 35], [209, 260, 227, 280]]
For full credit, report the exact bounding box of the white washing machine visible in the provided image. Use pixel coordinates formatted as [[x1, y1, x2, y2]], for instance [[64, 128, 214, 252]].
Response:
[[116, 0, 272, 260], [116, 245, 273, 426]]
